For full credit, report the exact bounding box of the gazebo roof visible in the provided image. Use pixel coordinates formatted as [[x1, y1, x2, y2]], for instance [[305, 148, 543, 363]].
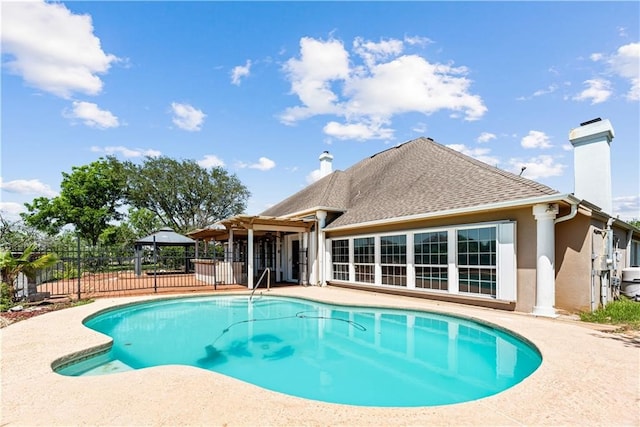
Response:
[[135, 227, 196, 247]]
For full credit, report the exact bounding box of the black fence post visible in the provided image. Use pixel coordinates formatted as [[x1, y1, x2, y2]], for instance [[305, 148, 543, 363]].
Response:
[[76, 236, 81, 300], [153, 236, 157, 293]]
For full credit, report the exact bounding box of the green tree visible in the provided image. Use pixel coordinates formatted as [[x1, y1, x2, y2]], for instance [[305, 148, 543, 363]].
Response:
[[127, 207, 163, 237], [99, 223, 136, 247], [124, 157, 249, 233], [0, 214, 51, 249], [21, 157, 126, 246]]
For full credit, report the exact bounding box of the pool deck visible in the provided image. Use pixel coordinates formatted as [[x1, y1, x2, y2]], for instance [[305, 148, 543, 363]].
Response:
[[1, 286, 639, 426]]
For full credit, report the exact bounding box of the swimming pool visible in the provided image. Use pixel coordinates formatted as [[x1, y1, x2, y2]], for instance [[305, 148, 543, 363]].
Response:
[[55, 295, 541, 407]]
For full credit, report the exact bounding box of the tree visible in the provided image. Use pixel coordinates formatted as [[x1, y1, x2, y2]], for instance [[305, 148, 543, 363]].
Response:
[[99, 223, 136, 248], [123, 157, 250, 234], [0, 245, 58, 302], [22, 157, 127, 246], [0, 214, 53, 249], [127, 207, 163, 237]]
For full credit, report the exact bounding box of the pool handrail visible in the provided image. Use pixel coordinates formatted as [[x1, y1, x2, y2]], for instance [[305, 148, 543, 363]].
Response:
[[249, 267, 270, 301]]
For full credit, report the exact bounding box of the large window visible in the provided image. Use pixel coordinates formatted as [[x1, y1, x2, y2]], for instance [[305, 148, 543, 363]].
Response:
[[381, 235, 406, 286], [354, 237, 375, 283], [457, 227, 497, 297], [327, 221, 514, 301], [414, 231, 448, 291], [332, 239, 349, 280]]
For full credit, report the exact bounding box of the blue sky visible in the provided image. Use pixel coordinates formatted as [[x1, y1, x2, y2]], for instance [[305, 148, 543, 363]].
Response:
[[1, 1, 639, 225]]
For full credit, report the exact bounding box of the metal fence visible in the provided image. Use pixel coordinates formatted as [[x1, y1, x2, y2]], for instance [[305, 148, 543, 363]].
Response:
[[11, 243, 247, 300]]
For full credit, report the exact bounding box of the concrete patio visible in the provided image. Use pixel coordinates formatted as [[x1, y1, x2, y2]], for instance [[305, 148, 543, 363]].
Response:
[[1, 286, 638, 426]]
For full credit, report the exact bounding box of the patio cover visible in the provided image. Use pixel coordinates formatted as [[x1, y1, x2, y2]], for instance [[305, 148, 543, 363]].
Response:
[[188, 215, 313, 241]]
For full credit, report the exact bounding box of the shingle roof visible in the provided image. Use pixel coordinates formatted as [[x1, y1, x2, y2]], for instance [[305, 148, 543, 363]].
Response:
[[261, 137, 560, 228]]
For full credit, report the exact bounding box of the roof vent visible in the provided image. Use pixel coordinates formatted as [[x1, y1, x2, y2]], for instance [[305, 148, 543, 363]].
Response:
[[580, 118, 602, 126]]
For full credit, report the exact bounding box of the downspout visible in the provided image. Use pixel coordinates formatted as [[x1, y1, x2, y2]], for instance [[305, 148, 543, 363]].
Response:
[[554, 202, 578, 224], [590, 232, 596, 312], [626, 229, 633, 268], [602, 217, 614, 306]]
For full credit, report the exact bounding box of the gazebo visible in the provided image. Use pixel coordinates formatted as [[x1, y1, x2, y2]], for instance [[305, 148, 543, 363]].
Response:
[[134, 227, 196, 276]]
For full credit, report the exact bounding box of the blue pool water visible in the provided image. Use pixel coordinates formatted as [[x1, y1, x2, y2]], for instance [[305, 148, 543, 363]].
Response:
[[56, 296, 541, 407]]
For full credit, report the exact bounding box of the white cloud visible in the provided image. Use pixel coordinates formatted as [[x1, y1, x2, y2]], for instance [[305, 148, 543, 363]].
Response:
[[236, 157, 276, 171], [607, 42, 639, 101], [280, 37, 350, 123], [521, 130, 552, 149], [446, 144, 499, 166], [477, 132, 496, 143], [323, 120, 394, 141], [0, 178, 57, 197], [65, 101, 119, 129], [533, 84, 558, 97], [170, 102, 206, 131], [517, 83, 560, 101], [508, 155, 565, 180], [198, 155, 225, 169], [306, 169, 323, 184], [404, 35, 433, 47], [0, 202, 26, 220], [1, 0, 118, 98], [573, 78, 612, 104], [231, 60, 251, 86], [250, 157, 275, 171], [343, 55, 486, 121], [280, 36, 486, 141], [353, 37, 404, 68], [590, 53, 604, 61], [412, 122, 428, 134], [561, 143, 573, 151], [613, 195, 640, 221], [90, 146, 161, 158]]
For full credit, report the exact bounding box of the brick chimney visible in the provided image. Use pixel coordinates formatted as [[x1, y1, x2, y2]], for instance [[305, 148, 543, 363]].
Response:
[[319, 151, 333, 178], [569, 118, 614, 214]]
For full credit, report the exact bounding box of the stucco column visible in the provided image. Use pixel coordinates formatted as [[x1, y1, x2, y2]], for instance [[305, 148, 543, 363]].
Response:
[[275, 232, 281, 282], [247, 228, 254, 290], [532, 203, 559, 317], [302, 232, 309, 285], [227, 229, 234, 262], [316, 210, 327, 286]]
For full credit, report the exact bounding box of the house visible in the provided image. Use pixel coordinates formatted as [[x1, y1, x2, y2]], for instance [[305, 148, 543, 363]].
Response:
[[189, 118, 640, 316]]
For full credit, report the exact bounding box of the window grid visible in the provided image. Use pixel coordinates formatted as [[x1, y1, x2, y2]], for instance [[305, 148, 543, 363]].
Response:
[[414, 231, 448, 291], [381, 235, 407, 287], [331, 239, 349, 280], [457, 227, 497, 297], [354, 237, 375, 283], [355, 265, 375, 283]]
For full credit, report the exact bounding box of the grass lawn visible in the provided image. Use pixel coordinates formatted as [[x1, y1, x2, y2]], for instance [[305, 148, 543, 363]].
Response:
[[580, 296, 640, 331]]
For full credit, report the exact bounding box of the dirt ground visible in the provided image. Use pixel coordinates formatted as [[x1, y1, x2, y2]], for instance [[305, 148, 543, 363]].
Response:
[[0, 300, 74, 328]]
